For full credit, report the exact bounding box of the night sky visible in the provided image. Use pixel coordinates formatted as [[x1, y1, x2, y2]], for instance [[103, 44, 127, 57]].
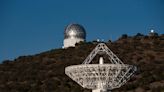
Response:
[[0, 0, 164, 62]]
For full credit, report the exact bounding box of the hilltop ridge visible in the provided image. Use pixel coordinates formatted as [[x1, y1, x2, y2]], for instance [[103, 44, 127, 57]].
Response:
[[0, 33, 164, 92]]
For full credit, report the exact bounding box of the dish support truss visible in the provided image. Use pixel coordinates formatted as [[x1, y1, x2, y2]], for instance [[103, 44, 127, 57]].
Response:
[[65, 43, 137, 92], [82, 43, 124, 65]]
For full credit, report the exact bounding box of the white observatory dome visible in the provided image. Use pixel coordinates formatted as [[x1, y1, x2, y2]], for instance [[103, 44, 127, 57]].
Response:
[[63, 23, 86, 48], [64, 24, 86, 39]]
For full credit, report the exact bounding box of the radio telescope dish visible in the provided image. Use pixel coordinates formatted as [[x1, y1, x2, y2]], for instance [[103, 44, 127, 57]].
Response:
[[65, 43, 137, 92]]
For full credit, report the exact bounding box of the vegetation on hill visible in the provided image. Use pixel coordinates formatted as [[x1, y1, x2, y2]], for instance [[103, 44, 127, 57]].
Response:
[[0, 33, 164, 92]]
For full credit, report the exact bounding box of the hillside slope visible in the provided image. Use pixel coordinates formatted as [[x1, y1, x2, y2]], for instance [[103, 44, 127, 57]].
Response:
[[0, 34, 164, 92]]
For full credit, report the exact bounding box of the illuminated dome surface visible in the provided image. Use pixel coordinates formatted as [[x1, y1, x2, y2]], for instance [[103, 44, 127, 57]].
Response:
[[64, 24, 86, 39]]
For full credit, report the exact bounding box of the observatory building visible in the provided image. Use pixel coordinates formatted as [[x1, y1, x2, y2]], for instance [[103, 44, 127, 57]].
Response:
[[148, 29, 158, 37], [63, 23, 86, 48]]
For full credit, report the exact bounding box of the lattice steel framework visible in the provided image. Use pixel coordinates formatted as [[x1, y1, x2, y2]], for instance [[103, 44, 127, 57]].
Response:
[[65, 43, 137, 92]]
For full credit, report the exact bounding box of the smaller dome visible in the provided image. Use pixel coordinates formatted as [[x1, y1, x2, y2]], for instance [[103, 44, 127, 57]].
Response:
[[64, 24, 86, 39]]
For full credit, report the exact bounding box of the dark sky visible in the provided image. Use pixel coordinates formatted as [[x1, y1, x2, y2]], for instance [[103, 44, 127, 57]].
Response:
[[0, 0, 164, 62]]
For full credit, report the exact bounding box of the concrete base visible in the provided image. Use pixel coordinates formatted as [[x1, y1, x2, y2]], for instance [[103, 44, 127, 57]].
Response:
[[63, 38, 84, 48], [92, 89, 101, 92]]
